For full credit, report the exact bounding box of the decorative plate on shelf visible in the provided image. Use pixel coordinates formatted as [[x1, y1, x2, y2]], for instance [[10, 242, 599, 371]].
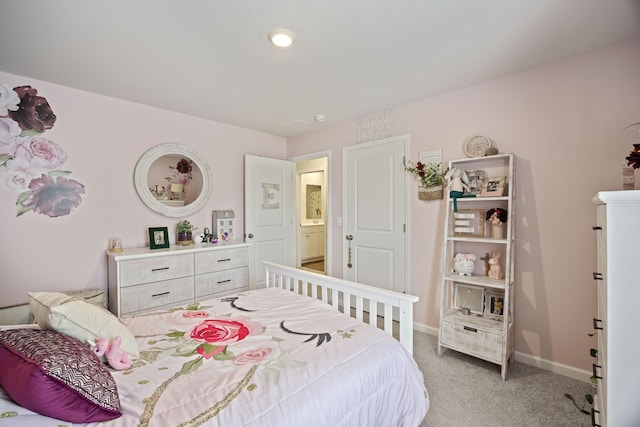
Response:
[[463, 135, 491, 158]]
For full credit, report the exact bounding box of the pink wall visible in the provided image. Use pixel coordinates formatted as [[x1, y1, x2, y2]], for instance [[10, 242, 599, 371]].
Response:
[[288, 38, 640, 370], [0, 72, 286, 307], [2, 38, 638, 371]]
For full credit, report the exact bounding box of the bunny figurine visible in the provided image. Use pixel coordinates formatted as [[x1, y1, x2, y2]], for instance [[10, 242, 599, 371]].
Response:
[[488, 252, 503, 280]]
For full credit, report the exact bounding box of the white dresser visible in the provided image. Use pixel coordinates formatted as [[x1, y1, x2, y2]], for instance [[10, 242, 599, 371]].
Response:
[[592, 191, 640, 427], [106, 242, 251, 316]]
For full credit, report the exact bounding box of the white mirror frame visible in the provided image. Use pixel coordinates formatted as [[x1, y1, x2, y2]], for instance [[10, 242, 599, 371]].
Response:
[[134, 143, 213, 217]]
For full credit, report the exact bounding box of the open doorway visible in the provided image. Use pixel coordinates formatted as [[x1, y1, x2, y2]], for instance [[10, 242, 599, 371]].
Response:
[[291, 152, 330, 275]]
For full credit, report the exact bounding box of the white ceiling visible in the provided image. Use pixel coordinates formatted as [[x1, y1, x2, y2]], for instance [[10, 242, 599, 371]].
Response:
[[1, 0, 639, 138]]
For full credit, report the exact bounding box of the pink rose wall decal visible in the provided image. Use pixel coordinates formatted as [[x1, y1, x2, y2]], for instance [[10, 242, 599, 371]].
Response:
[[0, 84, 85, 217]]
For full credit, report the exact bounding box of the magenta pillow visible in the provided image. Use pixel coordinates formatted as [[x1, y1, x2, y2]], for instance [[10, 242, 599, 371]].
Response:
[[0, 328, 121, 423]]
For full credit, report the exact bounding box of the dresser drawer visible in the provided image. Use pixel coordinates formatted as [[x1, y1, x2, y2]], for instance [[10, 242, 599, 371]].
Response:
[[441, 320, 504, 364], [120, 254, 193, 287], [195, 267, 249, 299], [194, 247, 249, 274], [120, 276, 194, 314]]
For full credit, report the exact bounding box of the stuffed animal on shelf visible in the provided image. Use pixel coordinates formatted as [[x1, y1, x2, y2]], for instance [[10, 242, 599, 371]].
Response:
[[488, 252, 503, 280], [445, 166, 475, 211], [445, 166, 470, 193], [92, 336, 132, 370]]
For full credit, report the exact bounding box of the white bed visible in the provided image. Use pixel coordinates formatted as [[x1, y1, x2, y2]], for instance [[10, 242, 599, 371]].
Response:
[[0, 263, 429, 426]]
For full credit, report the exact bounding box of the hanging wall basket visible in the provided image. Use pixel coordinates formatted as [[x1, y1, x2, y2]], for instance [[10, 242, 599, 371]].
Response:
[[418, 186, 443, 201]]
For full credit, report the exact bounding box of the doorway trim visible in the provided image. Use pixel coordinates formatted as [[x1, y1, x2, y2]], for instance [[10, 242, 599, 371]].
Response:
[[289, 150, 332, 276]]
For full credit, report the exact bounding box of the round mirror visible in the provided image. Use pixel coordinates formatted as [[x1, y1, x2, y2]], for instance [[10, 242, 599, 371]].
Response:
[[134, 143, 212, 217]]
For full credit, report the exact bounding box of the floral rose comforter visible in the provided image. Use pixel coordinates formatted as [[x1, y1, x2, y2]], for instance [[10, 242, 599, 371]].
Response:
[[0, 287, 429, 426]]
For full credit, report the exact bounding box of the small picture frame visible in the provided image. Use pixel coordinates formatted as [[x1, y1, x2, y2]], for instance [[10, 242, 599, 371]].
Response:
[[480, 176, 506, 197], [465, 169, 484, 195], [450, 209, 485, 237], [454, 284, 484, 315], [484, 290, 505, 321], [149, 227, 170, 250], [108, 237, 123, 253]]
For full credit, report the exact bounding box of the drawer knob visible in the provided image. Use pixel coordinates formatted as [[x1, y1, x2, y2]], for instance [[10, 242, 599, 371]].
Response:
[[592, 363, 603, 380], [591, 408, 601, 427], [151, 267, 170, 272], [217, 279, 231, 284], [463, 326, 477, 333], [592, 272, 603, 280], [218, 258, 232, 263], [152, 291, 170, 298], [592, 226, 602, 231], [592, 318, 603, 330]]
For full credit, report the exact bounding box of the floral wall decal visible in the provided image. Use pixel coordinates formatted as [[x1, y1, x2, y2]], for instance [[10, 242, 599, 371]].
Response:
[[0, 84, 85, 217], [165, 157, 193, 187]]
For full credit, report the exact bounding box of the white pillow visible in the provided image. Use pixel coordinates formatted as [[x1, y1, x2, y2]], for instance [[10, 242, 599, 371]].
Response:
[[28, 292, 139, 359]]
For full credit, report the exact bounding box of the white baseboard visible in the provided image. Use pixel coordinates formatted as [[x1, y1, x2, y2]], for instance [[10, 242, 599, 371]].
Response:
[[413, 321, 439, 336], [413, 321, 591, 383], [513, 351, 591, 383]]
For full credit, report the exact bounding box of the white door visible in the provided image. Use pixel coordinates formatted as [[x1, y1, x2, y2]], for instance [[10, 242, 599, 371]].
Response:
[[343, 135, 409, 294], [244, 155, 296, 288]]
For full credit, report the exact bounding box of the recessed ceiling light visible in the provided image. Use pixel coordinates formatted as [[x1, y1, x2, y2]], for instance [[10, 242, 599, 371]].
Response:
[[268, 29, 295, 48]]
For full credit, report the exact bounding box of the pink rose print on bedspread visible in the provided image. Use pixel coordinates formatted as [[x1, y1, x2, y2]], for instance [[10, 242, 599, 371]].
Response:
[[163, 316, 265, 375], [183, 310, 209, 319], [0, 84, 84, 217], [137, 300, 312, 422], [172, 316, 307, 387], [189, 318, 260, 361], [234, 347, 273, 365], [168, 309, 211, 326]]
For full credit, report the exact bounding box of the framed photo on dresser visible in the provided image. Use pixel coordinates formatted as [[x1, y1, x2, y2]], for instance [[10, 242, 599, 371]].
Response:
[[149, 227, 170, 249]]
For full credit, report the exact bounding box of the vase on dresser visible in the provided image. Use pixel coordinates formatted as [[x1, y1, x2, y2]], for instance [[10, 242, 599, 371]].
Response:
[[177, 232, 192, 246]]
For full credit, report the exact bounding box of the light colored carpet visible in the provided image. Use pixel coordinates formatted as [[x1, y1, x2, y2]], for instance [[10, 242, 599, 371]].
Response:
[[413, 331, 593, 427]]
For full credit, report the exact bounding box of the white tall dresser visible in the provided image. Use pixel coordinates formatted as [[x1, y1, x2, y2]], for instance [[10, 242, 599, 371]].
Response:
[[592, 191, 640, 427]]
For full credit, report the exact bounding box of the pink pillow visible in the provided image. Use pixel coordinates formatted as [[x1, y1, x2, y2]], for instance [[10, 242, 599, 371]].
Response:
[[0, 328, 121, 423]]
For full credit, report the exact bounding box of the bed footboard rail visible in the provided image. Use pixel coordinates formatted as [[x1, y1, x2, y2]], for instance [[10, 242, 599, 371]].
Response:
[[264, 262, 418, 355]]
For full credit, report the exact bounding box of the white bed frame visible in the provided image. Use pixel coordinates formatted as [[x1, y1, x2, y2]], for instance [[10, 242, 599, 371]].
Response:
[[264, 262, 419, 355]]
